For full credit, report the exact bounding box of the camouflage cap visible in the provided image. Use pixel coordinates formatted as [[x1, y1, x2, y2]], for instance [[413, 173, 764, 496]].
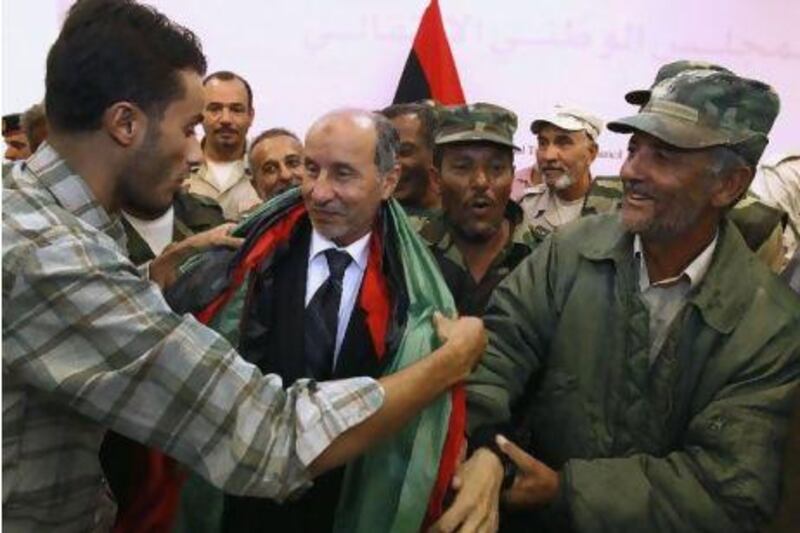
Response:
[[608, 69, 780, 165], [625, 60, 734, 105], [435, 102, 519, 150], [531, 105, 604, 141]]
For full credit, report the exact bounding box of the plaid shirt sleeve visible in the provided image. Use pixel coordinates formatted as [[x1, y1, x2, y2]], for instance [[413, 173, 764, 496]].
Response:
[[3, 221, 384, 501]]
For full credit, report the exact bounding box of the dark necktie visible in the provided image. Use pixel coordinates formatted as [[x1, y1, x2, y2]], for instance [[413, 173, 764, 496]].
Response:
[[304, 249, 352, 380]]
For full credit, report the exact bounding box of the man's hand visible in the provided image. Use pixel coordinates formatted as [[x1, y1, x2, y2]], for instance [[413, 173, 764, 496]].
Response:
[[497, 435, 560, 509], [429, 448, 504, 533], [433, 312, 486, 383], [149, 223, 243, 289]]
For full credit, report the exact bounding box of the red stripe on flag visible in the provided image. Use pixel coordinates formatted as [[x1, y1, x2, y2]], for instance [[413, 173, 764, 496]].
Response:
[[411, 0, 465, 104]]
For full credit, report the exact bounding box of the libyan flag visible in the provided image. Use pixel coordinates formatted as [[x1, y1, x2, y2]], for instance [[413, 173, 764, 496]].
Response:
[[393, 0, 466, 105]]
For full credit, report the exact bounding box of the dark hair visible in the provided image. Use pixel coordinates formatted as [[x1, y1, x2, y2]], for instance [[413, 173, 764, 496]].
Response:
[[203, 71, 253, 110], [45, 0, 207, 132], [249, 127, 301, 160], [380, 102, 437, 149], [433, 141, 514, 170], [373, 114, 399, 175], [21, 103, 48, 151], [2, 113, 22, 135]]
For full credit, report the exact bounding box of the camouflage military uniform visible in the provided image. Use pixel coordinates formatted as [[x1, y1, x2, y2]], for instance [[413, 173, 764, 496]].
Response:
[[419, 201, 534, 315], [519, 184, 586, 244], [402, 205, 443, 234], [519, 105, 604, 246], [120, 191, 226, 265], [427, 102, 534, 315], [581, 176, 788, 271], [752, 152, 800, 268]]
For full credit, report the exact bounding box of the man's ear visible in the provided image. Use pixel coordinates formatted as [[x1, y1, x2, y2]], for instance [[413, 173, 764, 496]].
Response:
[[587, 139, 599, 164], [711, 165, 753, 209], [380, 163, 400, 200], [104, 102, 147, 147]]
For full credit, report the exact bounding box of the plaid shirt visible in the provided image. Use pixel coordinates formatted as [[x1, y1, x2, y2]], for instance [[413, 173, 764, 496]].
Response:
[[2, 144, 384, 532]]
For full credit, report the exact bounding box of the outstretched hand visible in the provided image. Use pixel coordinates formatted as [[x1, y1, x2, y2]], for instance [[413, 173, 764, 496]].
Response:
[[149, 222, 243, 289], [496, 435, 560, 509]]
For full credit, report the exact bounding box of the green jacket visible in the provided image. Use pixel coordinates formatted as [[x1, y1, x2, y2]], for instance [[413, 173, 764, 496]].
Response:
[[582, 176, 788, 271], [468, 213, 800, 532]]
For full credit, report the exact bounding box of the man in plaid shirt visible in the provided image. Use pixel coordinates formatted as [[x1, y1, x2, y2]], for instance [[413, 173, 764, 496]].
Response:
[[1, 1, 486, 531]]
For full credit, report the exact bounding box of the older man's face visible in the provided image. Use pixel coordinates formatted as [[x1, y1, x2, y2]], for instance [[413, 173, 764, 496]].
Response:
[[535, 125, 596, 191], [250, 135, 304, 200], [620, 131, 719, 241], [302, 114, 397, 246]]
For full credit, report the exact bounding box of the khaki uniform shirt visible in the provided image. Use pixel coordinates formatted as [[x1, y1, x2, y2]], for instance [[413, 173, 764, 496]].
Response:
[[187, 159, 260, 221], [519, 184, 585, 243]]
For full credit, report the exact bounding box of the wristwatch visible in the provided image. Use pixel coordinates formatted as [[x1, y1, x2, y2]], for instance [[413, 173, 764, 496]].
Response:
[[468, 426, 518, 491]]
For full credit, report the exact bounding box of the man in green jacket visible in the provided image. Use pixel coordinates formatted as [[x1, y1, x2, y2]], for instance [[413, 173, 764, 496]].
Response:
[[433, 68, 800, 532]]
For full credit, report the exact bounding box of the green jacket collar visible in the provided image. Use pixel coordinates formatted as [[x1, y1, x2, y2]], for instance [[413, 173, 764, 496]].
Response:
[[577, 214, 756, 334]]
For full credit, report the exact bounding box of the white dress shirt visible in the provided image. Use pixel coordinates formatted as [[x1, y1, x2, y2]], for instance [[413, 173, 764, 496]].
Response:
[[305, 229, 372, 365]]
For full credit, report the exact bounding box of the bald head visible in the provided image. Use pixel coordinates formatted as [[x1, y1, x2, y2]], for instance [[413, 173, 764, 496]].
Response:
[[307, 109, 398, 176], [301, 108, 400, 246]]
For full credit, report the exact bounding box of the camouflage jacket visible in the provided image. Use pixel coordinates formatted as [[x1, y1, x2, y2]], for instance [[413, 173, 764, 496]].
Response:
[[122, 191, 225, 265], [582, 176, 788, 271], [419, 202, 535, 315], [468, 213, 800, 532]]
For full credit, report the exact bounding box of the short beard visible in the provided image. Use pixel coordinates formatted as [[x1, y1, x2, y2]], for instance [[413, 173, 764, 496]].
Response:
[[621, 196, 707, 242]]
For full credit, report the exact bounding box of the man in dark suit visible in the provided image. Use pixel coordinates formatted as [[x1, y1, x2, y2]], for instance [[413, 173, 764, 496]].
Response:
[[168, 107, 462, 532]]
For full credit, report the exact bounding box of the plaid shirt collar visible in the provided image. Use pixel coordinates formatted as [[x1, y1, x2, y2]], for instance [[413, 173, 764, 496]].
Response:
[[25, 142, 128, 250]]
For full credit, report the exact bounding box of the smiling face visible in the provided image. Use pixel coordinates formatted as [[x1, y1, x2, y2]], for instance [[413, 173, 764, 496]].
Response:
[[535, 124, 597, 192], [301, 112, 398, 246], [619, 131, 721, 241], [119, 70, 204, 218], [435, 142, 513, 243], [250, 134, 304, 200]]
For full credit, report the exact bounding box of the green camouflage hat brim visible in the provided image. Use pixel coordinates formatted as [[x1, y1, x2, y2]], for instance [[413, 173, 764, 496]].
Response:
[[435, 130, 520, 150], [608, 111, 756, 149]]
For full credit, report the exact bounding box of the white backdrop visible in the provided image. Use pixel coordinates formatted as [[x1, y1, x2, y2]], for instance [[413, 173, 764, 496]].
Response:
[[3, 0, 799, 174]]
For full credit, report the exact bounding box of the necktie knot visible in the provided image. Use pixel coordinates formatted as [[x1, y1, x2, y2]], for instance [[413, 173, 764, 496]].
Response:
[[325, 249, 351, 281]]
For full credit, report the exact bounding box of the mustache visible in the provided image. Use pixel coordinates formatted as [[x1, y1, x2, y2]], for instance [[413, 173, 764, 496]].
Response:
[[214, 126, 238, 134], [467, 194, 494, 207], [309, 204, 347, 217]]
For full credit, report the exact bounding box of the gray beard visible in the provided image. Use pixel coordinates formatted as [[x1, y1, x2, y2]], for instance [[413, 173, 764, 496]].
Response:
[[552, 173, 576, 190]]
